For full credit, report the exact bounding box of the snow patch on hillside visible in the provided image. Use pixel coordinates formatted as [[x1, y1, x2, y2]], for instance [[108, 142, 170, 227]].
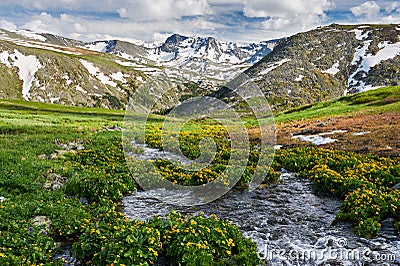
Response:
[[0, 34, 81, 55], [295, 74, 304, 81], [110, 72, 127, 83], [360, 41, 400, 71], [351, 40, 371, 65], [322, 61, 340, 75], [62, 74, 73, 85], [0, 49, 42, 100], [50, 97, 60, 104], [84, 42, 109, 52], [0, 51, 11, 67], [351, 29, 369, 40], [12, 30, 47, 42], [79, 59, 117, 87], [76, 85, 87, 94], [149, 50, 176, 62], [348, 40, 400, 93], [115, 59, 138, 67], [118, 52, 135, 61], [259, 59, 290, 75]]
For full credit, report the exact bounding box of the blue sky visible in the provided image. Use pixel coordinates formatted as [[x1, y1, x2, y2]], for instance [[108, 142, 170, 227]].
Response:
[[0, 0, 399, 43]]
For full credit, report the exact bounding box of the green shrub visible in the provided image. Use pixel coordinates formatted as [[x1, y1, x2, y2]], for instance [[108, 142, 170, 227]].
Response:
[[152, 211, 264, 266], [354, 218, 381, 239], [74, 210, 162, 266], [0, 220, 58, 265], [274, 147, 399, 238]]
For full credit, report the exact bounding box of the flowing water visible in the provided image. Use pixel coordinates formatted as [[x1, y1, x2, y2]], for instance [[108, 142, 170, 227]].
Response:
[[56, 142, 400, 265], [123, 171, 400, 265]]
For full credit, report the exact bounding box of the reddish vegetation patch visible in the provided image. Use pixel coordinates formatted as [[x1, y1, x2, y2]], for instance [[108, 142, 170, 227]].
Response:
[[276, 112, 399, 158]]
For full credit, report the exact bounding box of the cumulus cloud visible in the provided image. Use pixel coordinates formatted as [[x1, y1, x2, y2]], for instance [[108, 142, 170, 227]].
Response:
[[385, 2, 400, 13], [242, 0, 333, 35], [1, 0, 211, 20], [348, 1, 400, 23], [381, 15, 400, 23], [1, 0, 398, 44], [116, 0, 211, 20], [243, 0, 333, 18], [350, 1, 381, 18], [13, 12, 224, 42], [152, 32, 173, 43], [0, 20, 17, 31]]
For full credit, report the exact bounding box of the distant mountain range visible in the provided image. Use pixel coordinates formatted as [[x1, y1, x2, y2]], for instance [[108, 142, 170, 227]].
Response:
[[0, 24, 399, 112], [216, 24, 400, 111], [83, 34, 277, 82]]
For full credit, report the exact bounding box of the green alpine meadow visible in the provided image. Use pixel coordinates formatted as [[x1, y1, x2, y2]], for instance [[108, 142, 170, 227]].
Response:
[[0, 8, 399, 265], [0, 85, 399, 265]]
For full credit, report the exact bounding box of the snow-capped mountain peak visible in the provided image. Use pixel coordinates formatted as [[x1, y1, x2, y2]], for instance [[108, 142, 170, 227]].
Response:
[[150, 33, 277, 65], [81, 33, 278, 83]]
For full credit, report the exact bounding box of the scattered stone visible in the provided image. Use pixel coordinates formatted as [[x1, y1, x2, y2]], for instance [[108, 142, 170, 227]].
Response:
[[52, 244, 77, 265], [58, 140, 85, 151], [104, 125, 124, 131], [39, 140, 85, 160], [323, 259, 343, 266], [346, 242, 360, 249], [392, 183, 400, 190], [293, 128, 317, 136], [79, 197, 89, 206], [317, 122, 328, 127], [38, 154, 49, 160], [370, 242, 386, 251], [352, 131, 371, 136], [43, 171, 68, 191], [326, 238, 335, 247], [32, 216, 52, 232]]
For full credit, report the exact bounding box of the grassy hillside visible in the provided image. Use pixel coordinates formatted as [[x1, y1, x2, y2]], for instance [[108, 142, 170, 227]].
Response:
[[0, 86, 398, 264], [275, 86, 400, 123]]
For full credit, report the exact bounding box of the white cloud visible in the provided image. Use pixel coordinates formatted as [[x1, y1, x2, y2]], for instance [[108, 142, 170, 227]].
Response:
[[14, 12, 225, 42], [152, 32, 172, 43], [350, 1, 381, 18], [0, 20, 17, 31], [242, 0, 333, 36], [243, 0, 333, 18], [261, 17, 291, 30], [117, 8, 129, 18], [21, 13, 60, 34], [116, 0, 211, 20], [1, 0, 212, 20], [381, 15, 400, 24], [0, 0, 397, 45], [385, 2, 400, 13]]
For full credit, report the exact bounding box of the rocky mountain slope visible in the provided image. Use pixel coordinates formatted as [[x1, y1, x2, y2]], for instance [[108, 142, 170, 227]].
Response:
[[0, 24, 399, 112], [83, 34, 276, 83], [228, 24, 400, 112], [0, 29, 145, 109], [0, 29, 274, 109]]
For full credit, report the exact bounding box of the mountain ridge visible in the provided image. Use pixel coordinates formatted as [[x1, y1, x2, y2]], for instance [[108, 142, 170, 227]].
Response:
[[83, 33, 277, 83], [217, 23, 400, 112], [0, 24, 399, 112]]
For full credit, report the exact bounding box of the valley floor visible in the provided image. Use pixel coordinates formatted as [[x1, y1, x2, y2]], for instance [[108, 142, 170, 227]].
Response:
[[277, 111, 399, 158], [0, 86, 399, 265]]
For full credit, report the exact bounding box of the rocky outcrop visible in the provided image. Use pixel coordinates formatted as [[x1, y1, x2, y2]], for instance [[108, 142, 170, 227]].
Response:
[[217, 24, 400, 112]]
